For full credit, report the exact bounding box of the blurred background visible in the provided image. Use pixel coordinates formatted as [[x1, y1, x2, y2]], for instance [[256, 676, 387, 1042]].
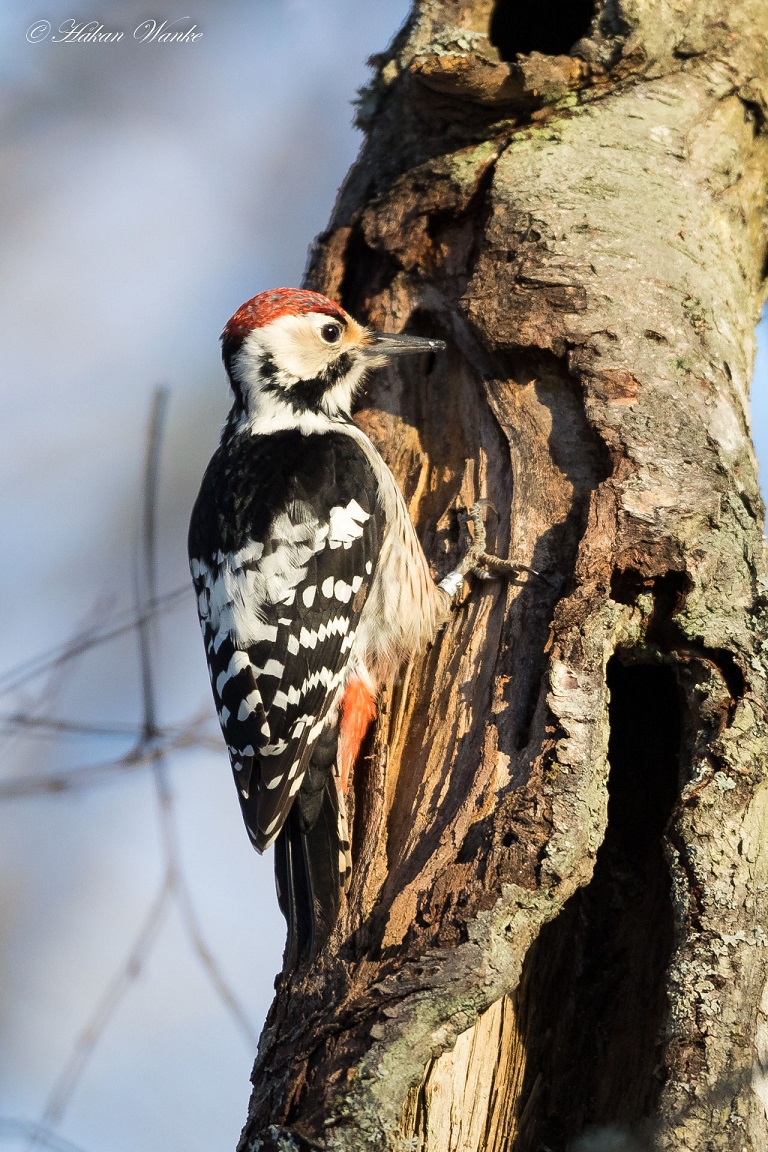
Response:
[[0, 3, 765, 1151]]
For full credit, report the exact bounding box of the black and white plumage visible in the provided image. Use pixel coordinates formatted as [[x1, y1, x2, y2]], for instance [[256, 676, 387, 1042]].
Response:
[[188, 288, 456, 966], [189, 430, 383, 851]]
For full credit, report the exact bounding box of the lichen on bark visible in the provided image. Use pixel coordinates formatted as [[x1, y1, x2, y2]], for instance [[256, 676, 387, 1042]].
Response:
[[239, 3, 768, 1149]]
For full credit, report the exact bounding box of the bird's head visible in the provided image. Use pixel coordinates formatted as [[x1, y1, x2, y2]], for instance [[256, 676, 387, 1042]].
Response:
[[221, 288, 445, 428]]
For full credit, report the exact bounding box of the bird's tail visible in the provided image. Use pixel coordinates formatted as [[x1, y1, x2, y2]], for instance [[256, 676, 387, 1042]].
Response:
[[273, 729, 351, 969]]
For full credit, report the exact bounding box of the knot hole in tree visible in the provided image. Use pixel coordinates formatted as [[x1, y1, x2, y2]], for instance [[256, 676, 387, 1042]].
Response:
[[489, 0, 596, 60], [510, 659, 681, 1151]]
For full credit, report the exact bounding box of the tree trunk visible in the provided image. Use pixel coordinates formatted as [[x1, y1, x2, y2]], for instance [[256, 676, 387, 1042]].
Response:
[[239, 3, 768, 1149]]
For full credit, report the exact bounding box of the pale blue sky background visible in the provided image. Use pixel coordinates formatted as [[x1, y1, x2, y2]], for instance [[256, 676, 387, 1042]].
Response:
[[0, 5, 765, 1152]]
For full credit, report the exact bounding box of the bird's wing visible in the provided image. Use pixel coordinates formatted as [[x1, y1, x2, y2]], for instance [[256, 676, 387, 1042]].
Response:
[[189, 428, 385, 851]]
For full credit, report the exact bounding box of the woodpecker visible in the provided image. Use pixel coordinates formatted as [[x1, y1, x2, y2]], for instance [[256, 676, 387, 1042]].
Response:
[[188, 288, 477, 967]]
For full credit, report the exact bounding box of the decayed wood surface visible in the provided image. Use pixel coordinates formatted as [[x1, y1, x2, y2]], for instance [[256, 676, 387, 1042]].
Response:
[[239, 2, 768, 1149]]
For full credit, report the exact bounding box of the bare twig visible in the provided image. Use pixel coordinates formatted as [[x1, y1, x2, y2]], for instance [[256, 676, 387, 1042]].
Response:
[[135, 390, 259, 1048], [137, 388, 169, 746], [15, 389, 258, 1152], [0, 1118, 93, 1152], [0, 588, 189, 700], [0, 711, 218, 742], [0, 714, 156, 739], [0, 611, 112, 762], [23, 878, 172, 1150], [0, 721, 222, 799]]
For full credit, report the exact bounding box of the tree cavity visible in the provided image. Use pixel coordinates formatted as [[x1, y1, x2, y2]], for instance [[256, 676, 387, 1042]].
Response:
[[489, 0, 596, 60]]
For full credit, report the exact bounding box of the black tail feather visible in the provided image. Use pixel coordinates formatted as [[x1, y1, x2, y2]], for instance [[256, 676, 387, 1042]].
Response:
[[274, 739, 344, 968]]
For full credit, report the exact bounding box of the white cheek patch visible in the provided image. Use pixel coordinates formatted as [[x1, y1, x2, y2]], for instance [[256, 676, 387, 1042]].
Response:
[[319, 360, 369, 418], [229, 313, 369, 426], [252, 313, 333, 381]]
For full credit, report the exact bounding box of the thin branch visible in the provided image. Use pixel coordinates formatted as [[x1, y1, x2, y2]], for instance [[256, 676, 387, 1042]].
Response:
[[0, 1118, 93, 1152], [137, 388, 169, 744], [23, 877, 172, 1151], [149, 744, 261, 1047], [135, 390, 259, 1048], [0, 712, 216, 741], [0, 588, 189, 700], [0, 714, 153, 739], [21, 390, 257, 1152], [0, 721, 222, 799], [0, 611, 111, 762], [22, 394, 177, 1152]]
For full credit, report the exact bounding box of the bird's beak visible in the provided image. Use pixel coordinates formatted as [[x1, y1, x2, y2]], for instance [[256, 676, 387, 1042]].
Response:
[[364, 330, 446, 361]]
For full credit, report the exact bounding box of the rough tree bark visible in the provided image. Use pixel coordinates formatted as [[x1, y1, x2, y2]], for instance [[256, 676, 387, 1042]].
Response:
[[239, 2, 768, 1149]]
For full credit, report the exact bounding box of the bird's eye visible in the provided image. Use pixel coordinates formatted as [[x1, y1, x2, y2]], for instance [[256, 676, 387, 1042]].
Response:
[[320, 322, 342, 344]]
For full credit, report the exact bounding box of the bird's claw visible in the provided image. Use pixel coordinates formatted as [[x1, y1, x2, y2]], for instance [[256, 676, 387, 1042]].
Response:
[[438, 500, 549, 601]]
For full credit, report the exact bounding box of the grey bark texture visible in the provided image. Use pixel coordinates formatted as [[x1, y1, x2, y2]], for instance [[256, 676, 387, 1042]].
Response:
[[239, 2, 768, 1149]]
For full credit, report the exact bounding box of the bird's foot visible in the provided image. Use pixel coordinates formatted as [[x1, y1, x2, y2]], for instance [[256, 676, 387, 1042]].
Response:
[[438, 500, 545, 603]]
